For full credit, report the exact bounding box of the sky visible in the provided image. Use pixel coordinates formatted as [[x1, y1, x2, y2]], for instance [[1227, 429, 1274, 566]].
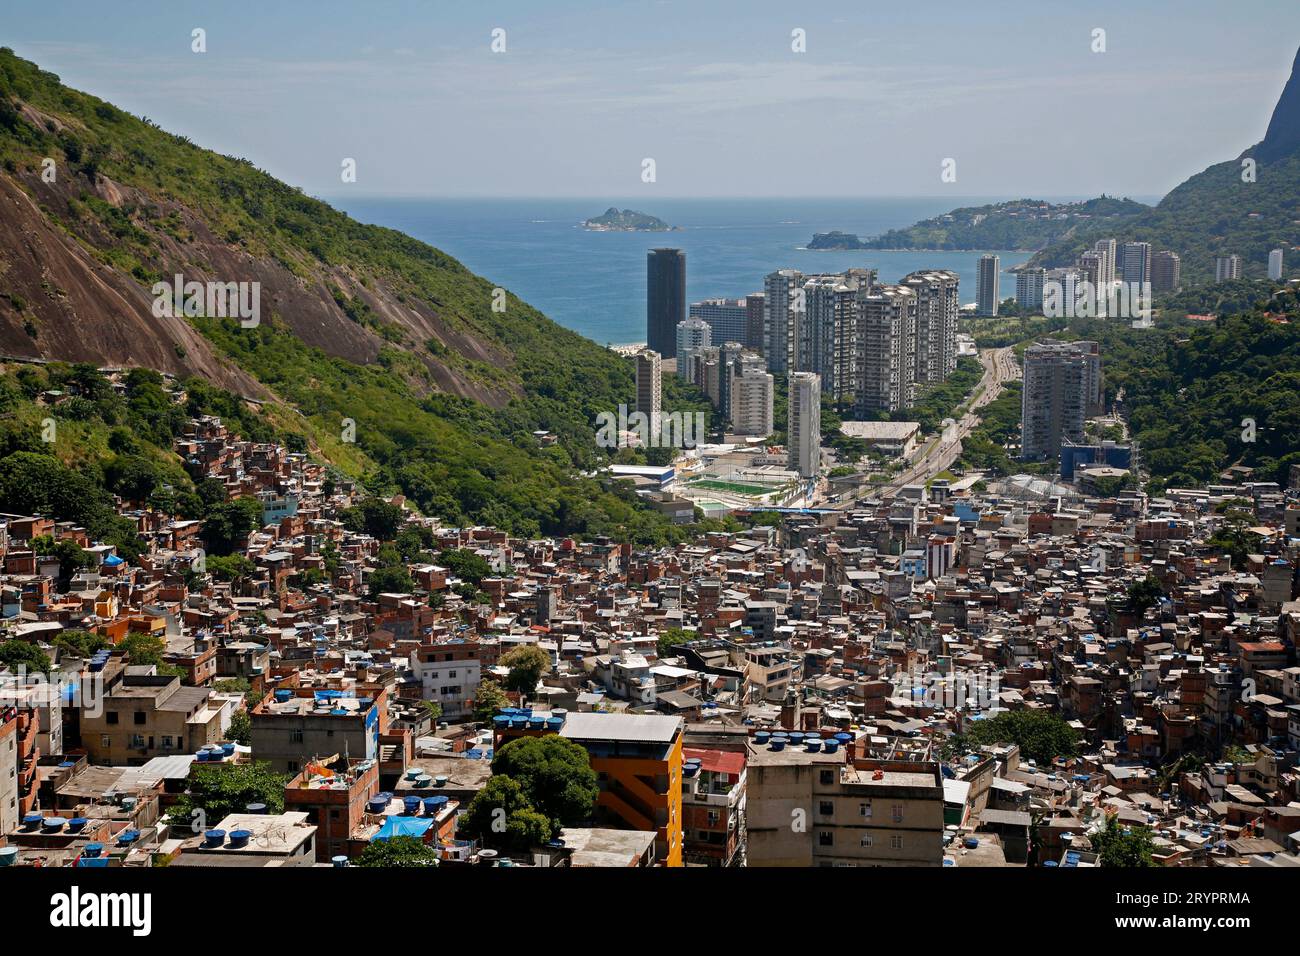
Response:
[[4, 0, 1300, 199]]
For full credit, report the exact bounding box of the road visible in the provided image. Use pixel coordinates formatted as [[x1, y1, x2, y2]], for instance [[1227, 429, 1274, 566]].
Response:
[[830, 346, 1020, 507]]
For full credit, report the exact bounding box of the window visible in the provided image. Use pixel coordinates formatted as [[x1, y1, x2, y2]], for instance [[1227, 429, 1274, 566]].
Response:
[[891, 835, 903, 850], [287, 760, 299, 772], [448, 670, 457, 679], [106, 712, 119, 725], [291, 729, 304, 743], [134, 712, 146, 725], [891, 803, 903, 823], [860, 801, 873, 819], [860, 834, 874, 848], [819, 769, 835, 785], [818, 831, 833, 847], [818, 801, 834, 817], [162, 736, 173, 749], [101, 735, 110, 748]]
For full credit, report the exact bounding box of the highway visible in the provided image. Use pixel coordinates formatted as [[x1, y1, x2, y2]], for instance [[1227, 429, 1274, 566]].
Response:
[[829, 346, 1020, 507]]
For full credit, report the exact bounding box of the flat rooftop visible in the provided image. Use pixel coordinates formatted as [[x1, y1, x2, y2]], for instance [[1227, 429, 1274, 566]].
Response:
[[559, 712, 682, 744]]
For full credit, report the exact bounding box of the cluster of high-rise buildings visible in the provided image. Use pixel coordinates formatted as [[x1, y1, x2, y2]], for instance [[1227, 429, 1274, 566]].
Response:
[[641, 250, 963, 480], [1008, 242, 1183, 317]]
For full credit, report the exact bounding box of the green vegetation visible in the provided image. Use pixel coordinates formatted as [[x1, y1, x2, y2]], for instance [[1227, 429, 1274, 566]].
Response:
[[1089, 816, 1158, 867], [168, 762, 288, 828], [1033, 153, 1300, 284], [656, 626, 694, 658], [0, 639, 52, 673], [473, 679, 511, 723], [354, 835, 440, 867], [812, 197, 1147, 251], [583, 207, 673, 231], [0, 49, 716, 546], [460, 736, 598, 851], [960, 710, 1081, 764], [499, 645, 551, 695]]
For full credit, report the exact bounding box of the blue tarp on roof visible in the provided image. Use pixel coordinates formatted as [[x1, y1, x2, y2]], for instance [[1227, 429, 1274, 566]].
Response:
[[102, 554, 124, 567], [372, 816, 434, 841]]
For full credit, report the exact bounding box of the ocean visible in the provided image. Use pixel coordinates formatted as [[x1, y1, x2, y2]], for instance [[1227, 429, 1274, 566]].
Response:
[[327, 196, 1097, 346]]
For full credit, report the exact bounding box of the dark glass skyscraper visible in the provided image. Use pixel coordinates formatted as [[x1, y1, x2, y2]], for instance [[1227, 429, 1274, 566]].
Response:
[[647, 248, 686, 358]]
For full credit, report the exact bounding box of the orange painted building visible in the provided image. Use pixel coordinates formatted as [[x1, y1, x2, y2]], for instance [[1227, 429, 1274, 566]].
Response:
[[495, 710, 684, 866]]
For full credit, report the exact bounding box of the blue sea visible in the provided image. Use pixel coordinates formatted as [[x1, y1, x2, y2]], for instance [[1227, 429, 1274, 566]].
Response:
[[326, 197, 1121, 346]]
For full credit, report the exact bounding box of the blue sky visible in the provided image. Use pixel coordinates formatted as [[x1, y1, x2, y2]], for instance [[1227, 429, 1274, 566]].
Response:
[[5, 0, 1300, 198]]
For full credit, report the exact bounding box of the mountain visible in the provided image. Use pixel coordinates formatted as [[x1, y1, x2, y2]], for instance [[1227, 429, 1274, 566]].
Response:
[[808, 197, 1149, 252], [0, 48, 706, 543], [1031, 45, 1300, 284]]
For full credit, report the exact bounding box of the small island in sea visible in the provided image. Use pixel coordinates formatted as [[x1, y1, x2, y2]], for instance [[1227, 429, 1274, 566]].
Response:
[[583, 207, 677, 231]]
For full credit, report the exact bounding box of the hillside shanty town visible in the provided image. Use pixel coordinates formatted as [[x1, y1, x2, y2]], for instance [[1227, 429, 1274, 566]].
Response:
[[2, 406, 1300, 872]]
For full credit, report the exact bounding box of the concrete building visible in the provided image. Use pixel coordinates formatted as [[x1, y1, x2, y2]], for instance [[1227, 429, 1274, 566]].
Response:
[[855, 285, 917, 415], [250, 688, 385, 776], [674, 319, 711, 381], [647, 249, 686, 358], [682, 746, 747, 866], [1215, 255, 1242, 282], [730, 366, 775, 438], [79, 672, 229, 766], [1269, 248, 1285, 281], [1021, 341, 1098, 461], [744, 292, 766, 352], [902, 269, 959, 384], [411, 641, 482, 720], [1120, 241, 1151, 286], [635, 349, 663, 440], [976, 254, 1000, 316], [1015, 267, 1046, 311], [746, 744, 945, 867], [788, 371, 822, 479], [1152, 250, 1182, 293], [689, 298, 748, 346], [763, 269, 804, 375]]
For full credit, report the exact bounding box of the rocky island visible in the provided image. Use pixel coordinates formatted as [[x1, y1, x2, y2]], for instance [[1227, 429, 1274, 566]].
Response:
[[583, 207, 677, 231]]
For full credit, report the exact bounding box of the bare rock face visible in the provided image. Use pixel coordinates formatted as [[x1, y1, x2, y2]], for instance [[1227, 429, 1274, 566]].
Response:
[[1254, 45, 1300, 163]]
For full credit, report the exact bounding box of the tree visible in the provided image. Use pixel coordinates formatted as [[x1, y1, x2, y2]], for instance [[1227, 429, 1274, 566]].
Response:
[[500, 645, 550, 696], [473, 679, 510, 723], [53, 628, 108, 658], [354, 835, 440, 867], [169, 762, 287, 830], [206, 554, 256, 584], [1125, 574, 1164, 616], [227, 710, 252, 745], [202, 497, 264, 556], [964, 710, 1080, 764], [30, 534, 95, 581], [490, 735, 597, 829], [341, 497, 406, 542], [656, 626, 693, 658], [0, 640, 52, 674], [368, 564, 413, 599], [1089, 816, 1158, 867], [437, 548, 492, 586], [460, 775, 539, 848]]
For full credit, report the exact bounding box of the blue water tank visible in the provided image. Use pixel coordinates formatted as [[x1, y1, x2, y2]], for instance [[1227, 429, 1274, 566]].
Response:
[[246, 803, 267, 815], [21, 813, 42, 830], [367, 797, 388, 814], [332, 855, 349, 867], [403, 796, 422, 815], [42, 818, 66, 832], [83, 843, 104, 859], [227, 829, 252, 849], [754, 731, 771, 745], [769, 739, 786, 752], [68, 817, 89, 833], [203, 829, 226, 848]]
